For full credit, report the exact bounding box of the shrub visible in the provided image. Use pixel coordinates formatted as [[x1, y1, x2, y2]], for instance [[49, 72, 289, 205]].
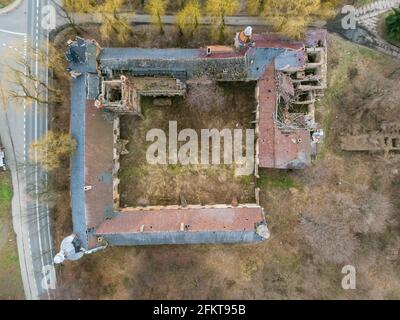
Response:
[[386, 7, 400, 42]]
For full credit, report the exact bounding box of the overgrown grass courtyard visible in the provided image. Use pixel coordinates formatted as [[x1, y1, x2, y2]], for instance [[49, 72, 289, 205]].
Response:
[[119, 81, 257, 207]]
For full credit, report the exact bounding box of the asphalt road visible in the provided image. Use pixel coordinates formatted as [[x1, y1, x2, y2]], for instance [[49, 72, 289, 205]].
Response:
[[0, 0, 54, 300]]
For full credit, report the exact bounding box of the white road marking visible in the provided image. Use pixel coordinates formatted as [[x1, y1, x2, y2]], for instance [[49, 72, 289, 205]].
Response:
[[31, 0, 51, 300], [0, 28, 26, 36], [24, 33, 28, 165], [12, 0, 56, 299], [44, 18, 54, 282]]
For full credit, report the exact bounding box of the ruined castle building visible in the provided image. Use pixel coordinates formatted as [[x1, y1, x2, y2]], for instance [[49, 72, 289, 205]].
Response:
[[65, 29, 327, 251]]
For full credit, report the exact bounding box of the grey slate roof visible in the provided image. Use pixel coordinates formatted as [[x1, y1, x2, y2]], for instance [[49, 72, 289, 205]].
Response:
[[100, 48, 248, 81], [101, 48, 201, 61], [86, 73, 100, 100], [67, 39, 98, 74], [70, 74, 88, 249], [99, 231, 265, 246], [100, 46, 305, 82], [66, 37, 87, 64], [274, 50, 304, 71], [246, 47, 284, 80]]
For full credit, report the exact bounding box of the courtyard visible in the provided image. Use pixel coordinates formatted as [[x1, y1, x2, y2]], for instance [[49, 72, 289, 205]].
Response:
[[118, 80, 257, 207]]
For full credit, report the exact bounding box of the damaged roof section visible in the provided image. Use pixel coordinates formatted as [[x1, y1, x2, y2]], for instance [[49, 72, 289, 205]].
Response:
[[256, 64, 312, 169], [278, 71, 295, 103], [66, 37, 99, 75], [66, 37, 87, 64], [253, 30, 327, 170], [99, 47, 248, 81]]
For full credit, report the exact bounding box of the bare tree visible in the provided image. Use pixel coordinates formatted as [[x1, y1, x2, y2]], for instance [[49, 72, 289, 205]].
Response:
[[4, 45, 67, 106], [29, 131, 76, 172], [299, 213, 359, 264], [52, 0, 86, 35], [99, 0, 134, 43]]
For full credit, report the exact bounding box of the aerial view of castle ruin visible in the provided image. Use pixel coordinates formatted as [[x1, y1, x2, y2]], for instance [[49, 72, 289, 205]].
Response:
[[62, 27, 327, 255], [0, 0, 399, 303]]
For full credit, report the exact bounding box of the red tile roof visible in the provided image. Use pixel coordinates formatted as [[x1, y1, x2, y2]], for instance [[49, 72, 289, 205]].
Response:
[[96, 206, 264, 234], [84, 100, 114, 229], [252, 34, 305, 50], [199, 46, 248, 59]]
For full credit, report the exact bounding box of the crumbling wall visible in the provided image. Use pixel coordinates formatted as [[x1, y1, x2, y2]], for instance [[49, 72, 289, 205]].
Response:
[[100, 56, 248, 81], [113, 117, 121, 210], [341, 123, 400, 153]]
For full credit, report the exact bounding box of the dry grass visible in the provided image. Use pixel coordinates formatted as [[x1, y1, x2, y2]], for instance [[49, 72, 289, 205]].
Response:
[[119, 81, 256, 206]]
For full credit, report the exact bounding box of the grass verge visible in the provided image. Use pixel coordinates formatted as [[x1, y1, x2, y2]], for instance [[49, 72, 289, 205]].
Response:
[[0, 173, 24, 299]]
